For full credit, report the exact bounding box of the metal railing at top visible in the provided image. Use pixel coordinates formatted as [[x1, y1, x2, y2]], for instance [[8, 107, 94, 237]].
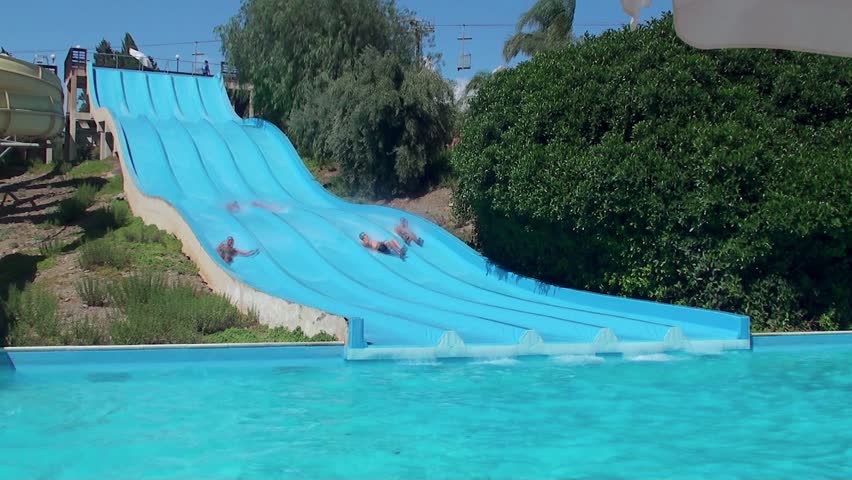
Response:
[[90, 52, 237, 78]]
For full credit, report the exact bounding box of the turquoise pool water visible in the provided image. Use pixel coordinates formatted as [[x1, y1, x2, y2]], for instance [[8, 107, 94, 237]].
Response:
[[2, 350, 851, 479]]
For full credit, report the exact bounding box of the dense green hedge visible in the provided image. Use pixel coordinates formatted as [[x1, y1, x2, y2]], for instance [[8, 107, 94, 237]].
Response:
[[453, 14, 851, 331]]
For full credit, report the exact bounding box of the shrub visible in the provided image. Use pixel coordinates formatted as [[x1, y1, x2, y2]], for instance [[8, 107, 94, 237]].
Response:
[[204, 326, 337, 343], [99, 174, 123, 196], [110, 302, 200, 345], [3, 283, 61, 346], [54, 182, 99, 224], [68, 160, 112, 179], [62, 316, 106, 346], [290, 48, 455, 197], [38, 239, 63, 258], [75, 276, 109, 307], [78, 238, 130, 270], [109, 200, 132, 228], [119, 222, 167, 244], [107, 273, 248, 344], [108, 272, 170, 311], [452, 14, 852, 332], [190, 293, 249, 335]]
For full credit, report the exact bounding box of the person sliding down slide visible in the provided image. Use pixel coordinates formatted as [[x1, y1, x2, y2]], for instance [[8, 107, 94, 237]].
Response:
[[225, 201, 287, 214], [359, 232, 407, 260], [395, 218, 423, 246], [217, 236, 259, 264]]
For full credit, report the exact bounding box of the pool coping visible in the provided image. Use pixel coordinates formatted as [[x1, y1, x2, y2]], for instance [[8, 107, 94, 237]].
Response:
[[4, 331, 852, 371], [750, 330, 852, 336], [2, 341, 343, 352]]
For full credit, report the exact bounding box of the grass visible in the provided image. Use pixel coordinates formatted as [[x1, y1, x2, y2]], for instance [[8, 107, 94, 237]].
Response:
[[36, 256, 58, 272], [61, 316, 106, 346], [108, 272, 170, 310], [75, 276, 109, 307], [204, 325, 337, 343], [54, 182, 99, 225], [88, 200, 132, 234], [99, 174, 123, 197], [108, 273, 253, 345], [118, 220, 167, 244], [3, 283, 61, 346], [68, 160, 113, 179], [78, 238, 131, 270], [5, 156, 332, 347], [37, 239, 63, 258]]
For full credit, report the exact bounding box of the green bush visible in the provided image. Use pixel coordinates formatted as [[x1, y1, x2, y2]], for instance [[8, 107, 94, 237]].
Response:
[[108, 272, 170, 310], [38, 239, 63, 258], [54, 199, 87, 225], [108, 273, 249, 344], [290, 48, 455, 197], [452, 14, 852, 332], [99, 174, 123, 196], [75, 276, 109, 307], [110, 302, 200, 345], [67, 160, 112, 179], [78, 238, 131, 270], [204, 326, 337, 343], [3, 283, 61, 346], [62, 316, 106, 346], [109, 200, 132, 228], [54, 182, 99, 224], [119, 221, 167, 244]]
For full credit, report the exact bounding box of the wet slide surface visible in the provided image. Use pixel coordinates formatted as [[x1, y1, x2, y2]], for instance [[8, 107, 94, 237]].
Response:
[[89, 66, 749, 356]]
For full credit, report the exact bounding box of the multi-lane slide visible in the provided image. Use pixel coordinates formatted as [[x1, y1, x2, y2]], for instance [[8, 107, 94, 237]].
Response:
[[88, 65, 750, 359]]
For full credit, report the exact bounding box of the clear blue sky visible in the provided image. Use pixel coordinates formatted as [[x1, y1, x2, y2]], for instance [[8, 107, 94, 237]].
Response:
[[1, 0, 672, 84]]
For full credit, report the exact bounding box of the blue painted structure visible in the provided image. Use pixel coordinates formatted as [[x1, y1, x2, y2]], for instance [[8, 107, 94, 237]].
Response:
[[87, 64, 749, 358], [1, 350, 14, 370], [5, 344, 343, 371], [751, 332, 852, 352]]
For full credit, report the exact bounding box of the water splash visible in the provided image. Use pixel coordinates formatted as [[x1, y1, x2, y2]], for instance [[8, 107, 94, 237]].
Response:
[[552, 355, 605, 365]]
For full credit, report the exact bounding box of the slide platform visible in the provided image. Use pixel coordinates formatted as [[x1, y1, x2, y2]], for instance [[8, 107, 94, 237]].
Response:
[[87, 64, 750, 360]]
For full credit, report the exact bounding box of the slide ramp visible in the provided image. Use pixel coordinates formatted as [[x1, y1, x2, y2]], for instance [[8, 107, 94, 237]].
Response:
[[88, 65, 750, 360]]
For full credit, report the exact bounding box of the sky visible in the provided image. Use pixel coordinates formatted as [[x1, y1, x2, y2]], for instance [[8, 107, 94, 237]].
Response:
[[1, 0, 673, 88]]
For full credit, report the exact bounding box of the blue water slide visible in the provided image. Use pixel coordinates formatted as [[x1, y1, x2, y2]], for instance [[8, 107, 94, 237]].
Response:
[[88, 65, 749, 357]]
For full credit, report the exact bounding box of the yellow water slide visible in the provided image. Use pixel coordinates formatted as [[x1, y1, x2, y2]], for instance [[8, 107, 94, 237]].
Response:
[[0, 54, 63, 139]]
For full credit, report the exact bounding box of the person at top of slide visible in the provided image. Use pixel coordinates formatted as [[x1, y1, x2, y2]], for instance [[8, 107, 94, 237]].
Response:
[[359, 232, 407, 260], [395, 218, 423, 246], [216, 236, 258, 264]]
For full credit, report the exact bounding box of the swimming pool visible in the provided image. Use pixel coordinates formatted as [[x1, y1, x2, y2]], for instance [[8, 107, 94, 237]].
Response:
[[2, 347, 851, 479]]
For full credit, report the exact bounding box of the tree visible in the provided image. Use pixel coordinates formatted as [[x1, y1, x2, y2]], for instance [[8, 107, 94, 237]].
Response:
[[94, 39, 114, 67], [217, 0, 418, 129], [503, 0, 575, 63], [78, 90, 90, 113], [290, 48, 454, 197], [0, 46, 9, 56], [455, 14, 852, 332], [119, 33, 141, 70]]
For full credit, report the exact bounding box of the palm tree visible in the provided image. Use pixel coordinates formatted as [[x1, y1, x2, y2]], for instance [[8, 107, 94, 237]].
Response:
[[503, 0, 576, 63]]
